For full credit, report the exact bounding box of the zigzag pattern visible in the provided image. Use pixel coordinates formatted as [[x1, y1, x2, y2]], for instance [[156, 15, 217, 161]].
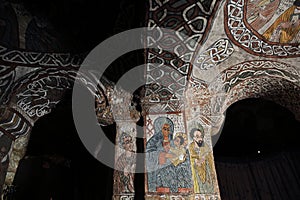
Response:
[[0, 108, 31, 140], [210, 60, 300, 94], [0, 45, 84, 68]]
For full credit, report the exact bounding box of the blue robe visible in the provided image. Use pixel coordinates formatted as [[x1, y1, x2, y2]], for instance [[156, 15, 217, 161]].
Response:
[[146, 131, 192, 192]]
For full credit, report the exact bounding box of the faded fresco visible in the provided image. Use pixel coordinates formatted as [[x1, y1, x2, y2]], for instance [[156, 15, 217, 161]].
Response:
[[145, 115, 192, 193], [113, 122, 137, 196], [145, 116, 218, 195], [144, 0, 300, 199], [247, 0, 300, 43], [188, 125, 215, 194], [0, 0, 300, 200], [114, 132, 135, 194]]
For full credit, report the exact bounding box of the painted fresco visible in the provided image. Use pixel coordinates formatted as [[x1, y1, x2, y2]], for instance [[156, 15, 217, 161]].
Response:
[[188, 123, 215, 194], [0, 0, 300, 199], [145, 115, 218, 196], [246, 0, 281, 32], [225, 0, 300, 57], [145, 115, 193, 193], [114, 122, 137, 196], [114, 132, 135, 193], [247, 0, 300, 43]]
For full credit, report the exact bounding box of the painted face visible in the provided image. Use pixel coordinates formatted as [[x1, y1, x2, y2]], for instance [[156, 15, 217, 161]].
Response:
[[174, 137, 181, 148], [163, 142, 171, 152], [123, 136, 133, 152], [193, 130, 203, 147], [162, 123, 170, 137]]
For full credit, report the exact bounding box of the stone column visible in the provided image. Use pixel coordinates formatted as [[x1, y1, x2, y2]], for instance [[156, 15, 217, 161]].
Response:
[[112, 87, 140, 200], [0, 107, 32, 197], [142, 78, 221, 199]]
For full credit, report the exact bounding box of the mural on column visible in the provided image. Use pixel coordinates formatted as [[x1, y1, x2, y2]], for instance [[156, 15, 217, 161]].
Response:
[[145, 115, 192, 194], [188, 122, 215, 194], [0, 0, 299, 199], [145, 114, 220, 198], [113, 117, 139, 198], [145, 0, 221, 199]]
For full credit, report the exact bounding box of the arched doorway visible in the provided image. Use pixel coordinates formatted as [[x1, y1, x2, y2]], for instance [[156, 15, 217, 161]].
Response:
[[12, 91, 116, 200], [214, 98, 300, 200]]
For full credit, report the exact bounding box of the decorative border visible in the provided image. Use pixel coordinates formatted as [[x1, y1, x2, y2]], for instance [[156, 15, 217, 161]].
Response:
[[0, 45, 84, 68], [224, 0, 300, 58], [210, 60, 300, 94], [0, 107, 32, 140], [145, 0, 221, 113], [144, 194, 220, 200], [208, 60, 300, 120]]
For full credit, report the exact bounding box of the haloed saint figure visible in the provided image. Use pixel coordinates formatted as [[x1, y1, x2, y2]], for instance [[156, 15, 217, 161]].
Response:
[[146, 117, 192, 193], [188, 128, 215, 193], [263, 0, 300, 43], [114, 132, 136, 194]]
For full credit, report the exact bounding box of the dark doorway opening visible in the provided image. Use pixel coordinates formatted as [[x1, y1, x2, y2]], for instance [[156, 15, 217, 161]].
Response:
[[13, 91, 116, 200], [213, 98, 300, 200]]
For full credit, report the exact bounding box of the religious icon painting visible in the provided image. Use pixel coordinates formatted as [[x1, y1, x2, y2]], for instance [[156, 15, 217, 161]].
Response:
[[145, 114, 193, 194], [186, 121, 218, 194], [113, 122, 137, 195]]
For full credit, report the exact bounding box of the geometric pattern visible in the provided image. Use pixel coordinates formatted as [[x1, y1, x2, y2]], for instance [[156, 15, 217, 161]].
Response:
[[0, 45, 83, 68], [225, 0, 300, 57], [0, 49, 112, 191], [0, 36, 118, 127], [0, 65, 16, 104], [180, 59, 300, 136], [0, 46, 115, 192], [195, 38, 234, 70], [11, 69, 74, 121], [0, 44, 118, 135], [118, 195, 134, 200], [145, 62, 187, 112], [209, 60, 300, 118], [0, 107, 32, 140], [145, 0, 220, 112], [226, 77, 300, 120], [145, 194, 220, 200], [0, 43, 116, 126], [210, 60, 300, 94]]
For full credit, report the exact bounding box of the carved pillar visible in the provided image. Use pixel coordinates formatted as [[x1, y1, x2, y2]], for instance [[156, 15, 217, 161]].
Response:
[[0, 61, 78, 197], [0, 107, 32, 196], [143, 105, 220, 199], [0, 135, 12, 195], [112, 87, 140, 200], [143, 0, 222, 198], [5, 131, 30, 187]]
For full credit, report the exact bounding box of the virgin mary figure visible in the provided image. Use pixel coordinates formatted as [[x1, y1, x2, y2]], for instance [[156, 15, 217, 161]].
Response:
[[146, 117, 192, 193]]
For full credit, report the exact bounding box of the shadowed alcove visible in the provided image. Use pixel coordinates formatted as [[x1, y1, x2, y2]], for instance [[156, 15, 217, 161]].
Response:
[[12, 91, 116, 200], [12, 97, 300, 200], [11, 89, 145, 200], [213, 98, 300, 200]]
